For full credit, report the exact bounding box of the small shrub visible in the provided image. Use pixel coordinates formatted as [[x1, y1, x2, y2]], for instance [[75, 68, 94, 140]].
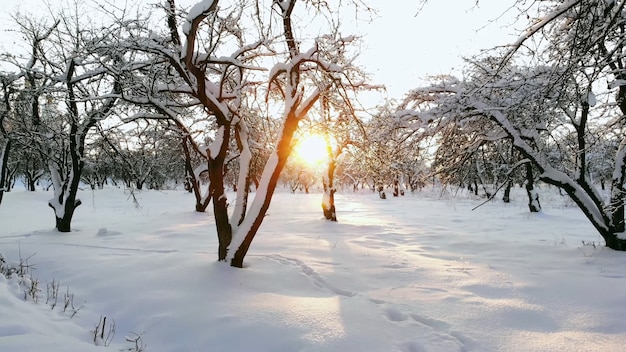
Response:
[[92, 315, 115, 347]]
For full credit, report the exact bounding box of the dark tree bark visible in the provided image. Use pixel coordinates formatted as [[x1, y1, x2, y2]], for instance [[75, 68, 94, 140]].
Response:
[[322, 191, 336, 221], [502, 180, 512, 203], [208, 124, 232, 261], [525, 162, 541, 213], [0, 140, 10, 205], [1, 75, 13, 205], [609, 85, 626, 234], [378, 184, 386, 199], [231, 110, 301, 268], [47, 55, 121, 232], [231, 0, 341, 267], [503, 141, 514, 203], [610, 157, 625, 233]]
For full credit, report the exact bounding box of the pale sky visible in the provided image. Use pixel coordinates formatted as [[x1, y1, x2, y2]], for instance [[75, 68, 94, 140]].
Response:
[[0, 0, 521, 99], [362, 0, 521, 97]]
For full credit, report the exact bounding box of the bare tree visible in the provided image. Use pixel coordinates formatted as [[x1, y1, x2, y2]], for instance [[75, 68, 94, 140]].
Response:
[[112, 0, 369, 266], [491, 0, 626, 248], [399, 0, 626, 249], [0, 74, 14, 204], [3, 8, 123, 231]]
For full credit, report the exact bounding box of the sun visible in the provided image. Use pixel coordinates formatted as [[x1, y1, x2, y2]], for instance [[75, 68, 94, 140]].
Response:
[[293, 134, 329, 168]]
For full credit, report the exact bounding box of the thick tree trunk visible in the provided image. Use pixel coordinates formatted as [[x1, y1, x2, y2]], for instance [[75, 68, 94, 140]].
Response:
[[213, 180, 231, 261], [322, 158, 337, 222], [525, 163, 541, 212], [604, 233, 626, 250], [56, 132, 85, 232], [26, 173, 36, 192], [503, 141, 514, 203], [609, 142, 625, 233], [0, 139, 10, 205], [609, 182, 625, 236], [208, 127, 232, 261], [231, 122, 252, 227], [48, 167, 83, 233], [378, 185, 386, 199], [231, 110, 301, 268], [322, 192, 336, 221], [502, 180, 512, 203], [50, 199, 82, 232]]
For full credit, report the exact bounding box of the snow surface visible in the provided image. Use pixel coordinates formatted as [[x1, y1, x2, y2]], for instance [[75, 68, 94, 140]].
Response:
[[1, 186, 625, 352]]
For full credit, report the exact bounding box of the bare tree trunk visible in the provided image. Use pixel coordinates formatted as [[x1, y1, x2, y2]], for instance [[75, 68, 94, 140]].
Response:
[[50, 198, 82, 232], [231, 112, 301, 268], [503, 141, 514, 203], [230, 121, 252, 227], [322, 158, 337, 221], [182, 136, 210, 212], [525, 162, 541, 212], [46, 54, 120, 232], [0, 139, 10, 205], [503, 180, 512, 203], [609, 140, 626, 233], [49, 118, 85, 232], [209, 138, 232, 261]]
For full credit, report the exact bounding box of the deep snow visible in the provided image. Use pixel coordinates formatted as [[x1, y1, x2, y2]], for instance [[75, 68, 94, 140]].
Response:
[[0, 186, 625, 352]]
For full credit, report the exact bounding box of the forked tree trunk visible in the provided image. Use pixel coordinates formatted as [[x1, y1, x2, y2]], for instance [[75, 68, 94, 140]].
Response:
[[25, 167, 40, 191], [48, 110, 88, 232], [48, 61, 119, 232], [230, 112, 301, 268], [48, 165, 84, 233], [50, 200, 82, 232]]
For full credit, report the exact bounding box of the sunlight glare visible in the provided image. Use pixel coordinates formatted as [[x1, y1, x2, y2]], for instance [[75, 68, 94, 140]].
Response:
[[293, 134, 329, 168]]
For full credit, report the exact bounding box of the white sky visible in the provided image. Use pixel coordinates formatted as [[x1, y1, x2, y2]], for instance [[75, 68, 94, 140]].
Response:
[[363, 0, 521, 97], [0, 0, 522, 99]]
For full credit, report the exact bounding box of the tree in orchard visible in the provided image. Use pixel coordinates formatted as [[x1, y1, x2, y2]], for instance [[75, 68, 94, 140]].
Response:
[[114, 0, 371, 266]]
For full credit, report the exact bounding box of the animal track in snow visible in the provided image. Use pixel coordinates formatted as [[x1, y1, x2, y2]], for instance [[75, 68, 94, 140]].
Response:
[[267, 254, 356, 297], [377, 301, 483, 352]]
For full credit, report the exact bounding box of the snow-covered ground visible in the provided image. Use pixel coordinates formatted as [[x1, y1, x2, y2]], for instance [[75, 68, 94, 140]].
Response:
[[0, 186, 625, 352]]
